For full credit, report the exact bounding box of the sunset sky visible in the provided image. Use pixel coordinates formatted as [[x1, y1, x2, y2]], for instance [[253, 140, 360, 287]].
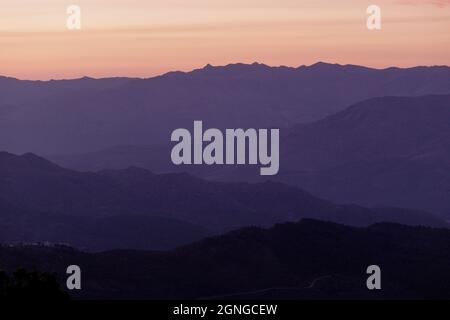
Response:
[[1, 0, 449, 80]]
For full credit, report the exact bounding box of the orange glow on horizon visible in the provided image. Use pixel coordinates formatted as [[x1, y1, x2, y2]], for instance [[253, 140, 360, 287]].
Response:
[[1, 0, 449, 80]]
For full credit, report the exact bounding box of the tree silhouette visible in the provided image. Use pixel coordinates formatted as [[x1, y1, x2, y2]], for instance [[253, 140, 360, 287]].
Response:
[[0, 268, 69, 300]]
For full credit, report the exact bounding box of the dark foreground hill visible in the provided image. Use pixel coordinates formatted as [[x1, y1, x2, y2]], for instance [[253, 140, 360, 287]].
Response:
[[0, 152, 446, 251], [1, 219, 450, 299]]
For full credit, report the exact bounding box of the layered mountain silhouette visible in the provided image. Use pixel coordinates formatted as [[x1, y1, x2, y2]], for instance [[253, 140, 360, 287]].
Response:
[[282, 94, 450, 170], [50, 94, 450, 218], [2, 219, 450, 299], [2, 63, 450, 154], [0, 152, 445, 251], [0, 76, 134, 106], [278, 94, 450, 217], [2, 63, 450, 299]]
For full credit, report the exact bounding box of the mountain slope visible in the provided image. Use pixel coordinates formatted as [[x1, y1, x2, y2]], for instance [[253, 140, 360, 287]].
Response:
[[48, 94, 450, 217], [0, 152, 446, 251], [2, 63, 450, 154], [276, 94, 450, 216], [283, 94, 450, 170], [2, 219, 450, 299], [0, 76, 134, 106]]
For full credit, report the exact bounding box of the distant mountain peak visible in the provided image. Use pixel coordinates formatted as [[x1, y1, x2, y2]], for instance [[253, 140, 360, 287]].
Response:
[[199, 62, 273, 72], [0, 75, 20, 82], [309, 61, 337, 67], [0, 151, 64, 172]]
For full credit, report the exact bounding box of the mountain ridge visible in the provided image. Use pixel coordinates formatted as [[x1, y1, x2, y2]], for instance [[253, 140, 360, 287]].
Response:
[[0, 151, 446, 251], [46, 94, 450, 217], [2, 218, 450, 299], [4, 61, 450, 82], [2, 63, 450, 154]]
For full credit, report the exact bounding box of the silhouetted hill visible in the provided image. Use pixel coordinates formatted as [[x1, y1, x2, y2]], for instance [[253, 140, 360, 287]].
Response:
[[0, 76, 134, 106], [276, 95, 450, 217], [50, 145, 173, 173], [276, 158, 450, 218], [0, 268, 69, 300], [2, 63, 450, 154], [49, 95, 450, 217], [283, 94, 450, 170], [0, 152, 212, 251], [0, 152, 445, 251], [1, 219, 450, 299]]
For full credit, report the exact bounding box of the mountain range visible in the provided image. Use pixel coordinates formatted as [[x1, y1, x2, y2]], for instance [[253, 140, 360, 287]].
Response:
[[2, 62, 450, 299], [2, 219, 450, 299], [267, 94, 449, 216], [50, 94, 450, 218], [0, 151, 445, 251], [2, 62, 450, 154]]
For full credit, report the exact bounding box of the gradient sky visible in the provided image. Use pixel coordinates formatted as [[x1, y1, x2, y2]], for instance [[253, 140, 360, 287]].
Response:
[[1, 0, 449, 80]]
